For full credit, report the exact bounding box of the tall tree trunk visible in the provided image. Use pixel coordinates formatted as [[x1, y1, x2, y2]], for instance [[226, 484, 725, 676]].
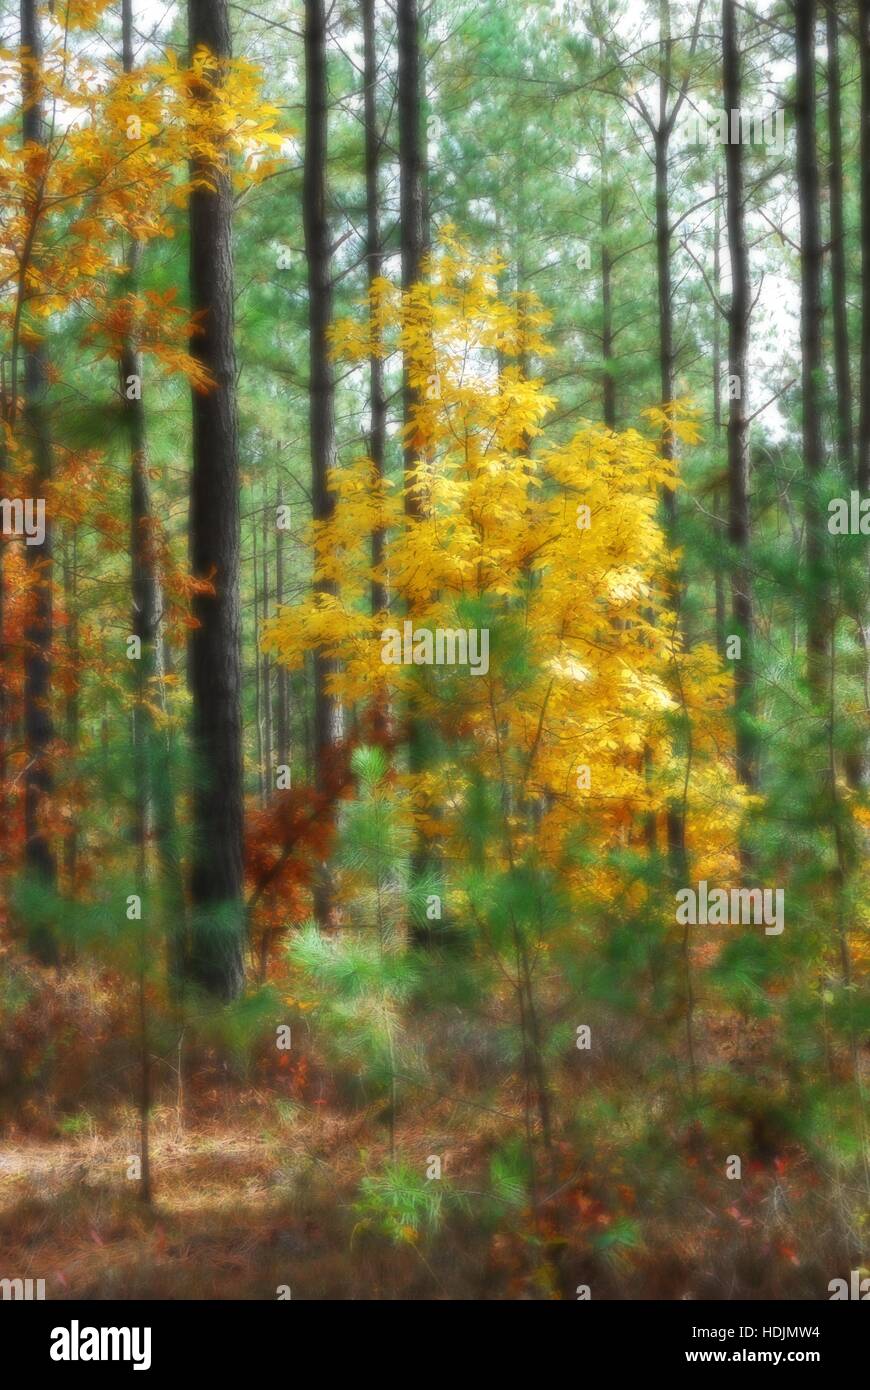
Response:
[[398, 0, 439, 933], [654, 1, 684, 876], [363, 0, 389, 743], [123, 0, 161, 884], [826, 2, 853, 478], [599, 120, 616, 430], [275, 479, 290, 770], [261, 494, 273, 790], [304, 0, 341, 925], [21, 0, 58, 961], [62, 526, 79, 885], [712, 175, 727, 659], [825, 2, 864, 790], [854, 0, 870, 791], [363, 0, 387, 619], [858, 0, 870, 493], [723, 0, 756, 794], [186, 0, 245, 999], [653, 124, 676, 525], [253, 504, 266, 805], [420, 25, 432, 258], [0, 356, 8, 867], [0, 533, 7, 872], [123, 0, 184, 986], [794, 0, 829, 705], [398, 0, 425, 520]]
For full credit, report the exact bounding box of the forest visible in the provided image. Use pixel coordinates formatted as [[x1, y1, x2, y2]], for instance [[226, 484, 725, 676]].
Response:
[[0, 0, 868, 1304]]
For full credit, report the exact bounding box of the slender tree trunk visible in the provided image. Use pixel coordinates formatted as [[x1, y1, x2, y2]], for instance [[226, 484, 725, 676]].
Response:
[[516, 233, 533, 454], [186, 0, 245, 999], [858, 0, 870, 493], [826, 3, 853, 477], [723, 0, 756, 794], [124, 259, 159, 861], [123, 1, 184, 989], [363, 0, 387, 619], [420, 24, 432, 258], [123, 3, 162, 768], [654, 8, 684, 874], [599, 121, 616, 430], [0, 357, 7, 870], [20, 0, 57, 960], [794, 0, 829, 705], [0, 534, 6, 871], [261, 494, 273, 790], [712, 175, 727, 659], [304, 0, 342, 924], [398, 0, 425, 520], [62, 526, 79, 885], [363, 0, 390, 742], [651, 0, 704, 532], [846, 0, 870, 805], [137, 950, 152, 1204], [654, 129, 676, 523], [824, 2, 864, 790], [398, 0, 440, 933], [275, 480, 290, 769], [253, 510, 266, 805]]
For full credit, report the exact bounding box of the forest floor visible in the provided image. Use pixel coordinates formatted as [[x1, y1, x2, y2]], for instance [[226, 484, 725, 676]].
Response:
[[0, 1108, 462, 1299], [2, 1090, 566, 1300], [1, 948, 864, 1300]]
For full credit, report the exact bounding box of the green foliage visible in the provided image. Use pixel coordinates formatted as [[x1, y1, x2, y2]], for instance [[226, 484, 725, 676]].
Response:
[[353, 1162, 448, 1245]]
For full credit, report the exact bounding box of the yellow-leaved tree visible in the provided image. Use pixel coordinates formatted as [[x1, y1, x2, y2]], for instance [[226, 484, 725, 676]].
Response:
[[264, 228, 742, 886], [263, 232, 744, 1213]]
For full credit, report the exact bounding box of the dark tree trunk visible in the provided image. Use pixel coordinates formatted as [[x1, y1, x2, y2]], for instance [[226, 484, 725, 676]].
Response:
[[0, 534, 7, 872], [186, 0, 245, 999], [0, 360, 7, 869], [253, 511, 265, 804], [646, 0, 703, 883], [62, 527, 79, 884], [653, 1, 684, 876], [261, 495, 273, 790], [599, 125, 616, 430], [275, 481, 290, 770], [398, 0, 425, 520], [304, 0, 342, 924], [114, 48, 186, 1001], [398, 0, 439, 933], [794, 0, 829, 704], [712, 175, 726, 659], [363, 0, 388, 620], [858, 0, 870, 492], [420, 29, 432, 258], [653, 0, 675, 500], [123, 238, 160, 861], [362, 0, 391, 746], [122, 214, 184, 971], [723, 0, 756, 792], [654, 127, 675, 523], [825, 2, 853, 478], [20, 0, 58, 960], [851, 0, 870, 792]]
